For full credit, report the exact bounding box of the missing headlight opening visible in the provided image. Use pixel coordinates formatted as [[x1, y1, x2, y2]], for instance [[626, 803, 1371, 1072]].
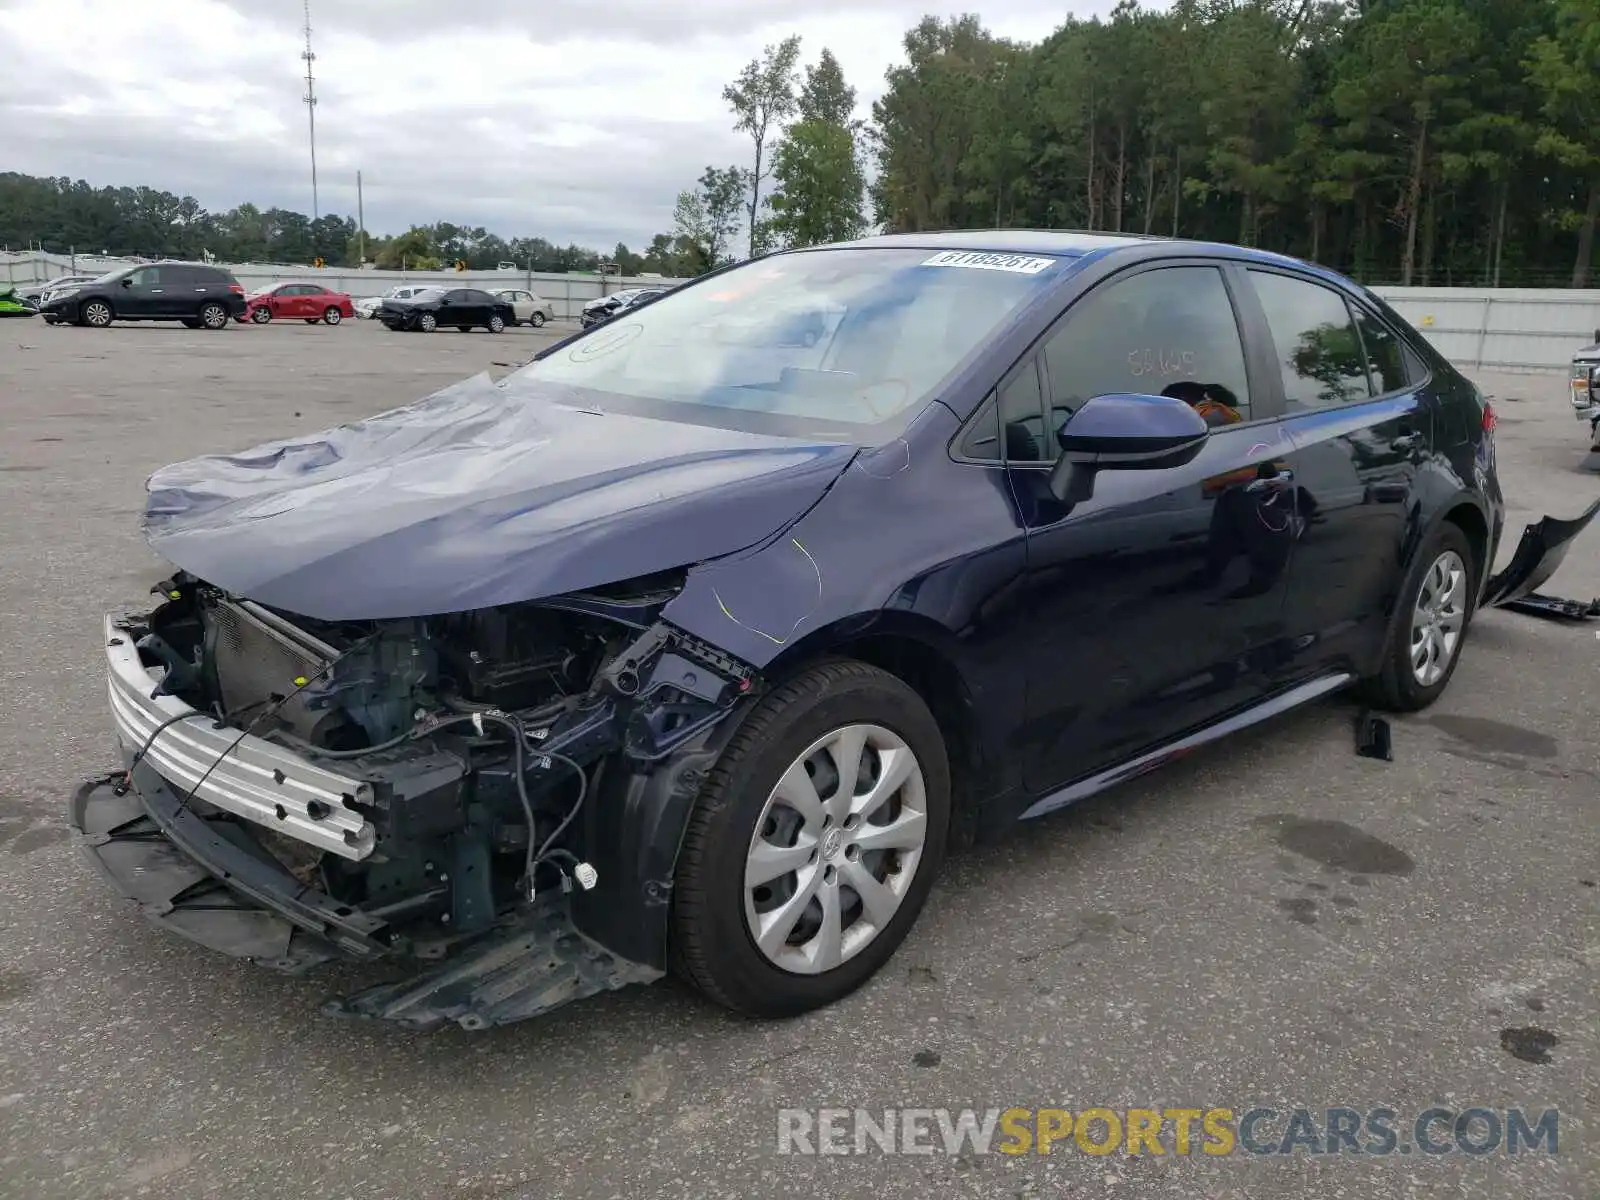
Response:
[[83, 567, 756, 1029]]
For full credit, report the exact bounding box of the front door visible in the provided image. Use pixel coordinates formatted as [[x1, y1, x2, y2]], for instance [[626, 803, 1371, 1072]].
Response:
[[121, 266, 176, 317], [1012, 262, 1297, 793], [1232, 267, 1437, 682]]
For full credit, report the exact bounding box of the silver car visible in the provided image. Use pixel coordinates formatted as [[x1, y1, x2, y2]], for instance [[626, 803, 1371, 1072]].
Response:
[[355, 285, 433, 319], [493, 289, 555, 327]]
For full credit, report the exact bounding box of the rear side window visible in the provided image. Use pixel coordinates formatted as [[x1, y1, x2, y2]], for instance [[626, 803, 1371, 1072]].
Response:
[[1353, 310, 1408, 394], [1247, 270, 1370, 410]]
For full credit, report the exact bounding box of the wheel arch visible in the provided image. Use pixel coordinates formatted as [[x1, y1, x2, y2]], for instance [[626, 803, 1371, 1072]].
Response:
[[760, 611, 996, 850]]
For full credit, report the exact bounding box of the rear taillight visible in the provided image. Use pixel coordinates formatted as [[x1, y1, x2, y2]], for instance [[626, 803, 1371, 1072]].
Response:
[[229, 283, 245, 294], [1482, 402, 1496, 433]]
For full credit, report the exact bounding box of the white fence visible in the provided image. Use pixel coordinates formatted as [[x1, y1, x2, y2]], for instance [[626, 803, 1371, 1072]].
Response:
[[1, 252, 688, 322], [5, 251, 1597, 369], [1376, 287, 1600, 375]]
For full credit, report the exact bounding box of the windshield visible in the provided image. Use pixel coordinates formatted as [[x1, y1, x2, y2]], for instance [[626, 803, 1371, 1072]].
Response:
[[520, 247, 1062, 437]]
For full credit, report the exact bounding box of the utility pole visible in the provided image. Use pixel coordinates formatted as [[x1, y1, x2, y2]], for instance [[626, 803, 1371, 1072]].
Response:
[[302, 0, 319, 222], [357, 170, 365, 266]]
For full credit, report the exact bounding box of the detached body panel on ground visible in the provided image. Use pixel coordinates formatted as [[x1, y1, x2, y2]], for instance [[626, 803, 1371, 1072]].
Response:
[[75, 230, 1565, 1031]]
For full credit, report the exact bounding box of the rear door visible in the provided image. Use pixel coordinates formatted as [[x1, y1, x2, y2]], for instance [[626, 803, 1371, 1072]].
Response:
[[1006, 260, 1298, 793], [1232, 266, 1435, 682]]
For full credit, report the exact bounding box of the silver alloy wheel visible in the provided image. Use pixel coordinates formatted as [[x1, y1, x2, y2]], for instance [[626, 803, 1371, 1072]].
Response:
[[531, 312, 545, 327], [419, 313, 437, 332], [1410, 548, 1467, 686], [743, 723, 928, 976], [84, 300, 111, 327], [251, 306, 272, 323], [201, 304, 226, 329], [488, 314, 504, 333]]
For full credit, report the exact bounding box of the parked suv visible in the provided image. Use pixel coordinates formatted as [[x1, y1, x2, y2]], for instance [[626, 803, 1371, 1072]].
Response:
[[1572, 330, 1600, 453], [39, 261, 247, 329]]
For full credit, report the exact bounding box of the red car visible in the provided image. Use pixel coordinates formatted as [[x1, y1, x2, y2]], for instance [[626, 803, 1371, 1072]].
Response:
[[241, 282, 355, 326]]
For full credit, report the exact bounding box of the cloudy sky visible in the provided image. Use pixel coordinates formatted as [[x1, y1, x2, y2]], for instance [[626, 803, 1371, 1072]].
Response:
[[1, 0, 1130, 251]]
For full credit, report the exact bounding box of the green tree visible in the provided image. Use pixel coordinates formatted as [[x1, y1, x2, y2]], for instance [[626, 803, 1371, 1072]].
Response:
[[768, 121, 865, 247], [723, 35, 803, 256], [1528, 0, 1600, 286], [797, 47, 855, 126]]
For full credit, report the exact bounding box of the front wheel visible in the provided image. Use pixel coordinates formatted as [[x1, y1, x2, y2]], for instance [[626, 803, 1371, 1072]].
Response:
[[670, 661, 949, 1017], [323, 307, 342, 325], [487, 314, 505, 334], [418, 313, 437, 332], [251, 307, 272, 324], [80, 299, 113, 328], [1363, 522, 1476, 711]]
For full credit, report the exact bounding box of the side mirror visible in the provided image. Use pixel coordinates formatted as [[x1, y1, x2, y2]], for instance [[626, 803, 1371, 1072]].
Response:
[[1047, 393, 1210, 504]]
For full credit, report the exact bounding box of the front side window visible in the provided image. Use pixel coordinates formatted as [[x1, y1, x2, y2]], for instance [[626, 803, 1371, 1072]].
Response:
[[129, 267, 163, 287], [1248, 270, 1371, 410], [1040, 265, 1252, 433], [521, 247, 1065, 437]]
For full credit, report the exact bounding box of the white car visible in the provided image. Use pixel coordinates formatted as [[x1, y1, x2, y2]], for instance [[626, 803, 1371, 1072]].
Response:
[[493, 289, 555, 327], [355, 285, 433, 319]]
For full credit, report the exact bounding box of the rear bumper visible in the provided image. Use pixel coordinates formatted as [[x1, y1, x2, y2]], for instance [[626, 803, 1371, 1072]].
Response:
[[104, 611, 376, 858]]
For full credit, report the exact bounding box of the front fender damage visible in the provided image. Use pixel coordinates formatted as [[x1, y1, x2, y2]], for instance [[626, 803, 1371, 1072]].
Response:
[[324, 619, 760, 1030]]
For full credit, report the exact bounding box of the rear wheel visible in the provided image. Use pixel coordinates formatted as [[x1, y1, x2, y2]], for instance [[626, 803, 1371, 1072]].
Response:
[[1363, 522, 1475, 711], [199, 302, 228, 330], [530, 311, 546, 328], [671, 661, 949, 1017], [323, 307, 342, 325], [418, 313, 437, 332], [456, 326, 471, 333], [180, 318, 201, 329], [81, 299, 113, 328], [251, 307, 272, 324]]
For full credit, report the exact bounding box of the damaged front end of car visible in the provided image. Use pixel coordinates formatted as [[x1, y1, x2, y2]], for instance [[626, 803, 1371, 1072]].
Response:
[[74, 569, 759, 1031]]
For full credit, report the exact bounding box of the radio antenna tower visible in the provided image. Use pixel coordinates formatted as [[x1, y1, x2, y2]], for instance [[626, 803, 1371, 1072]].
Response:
[[301, 0, 319, 221]]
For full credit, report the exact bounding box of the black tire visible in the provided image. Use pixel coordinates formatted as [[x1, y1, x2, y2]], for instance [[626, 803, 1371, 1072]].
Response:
[[251, 307, 273, 324], [80, 299, 113, 328], [199, 302, 228, 330], [456, 326, 471, 333], [487, 314, 505, 334], [180, 318, 201, 329], [530, 312, 546, 327], [323, 307, 341, 325], [303, 318, 318, 325], [670, 660, 950, 1017], [1362, 522, 1476, 711]]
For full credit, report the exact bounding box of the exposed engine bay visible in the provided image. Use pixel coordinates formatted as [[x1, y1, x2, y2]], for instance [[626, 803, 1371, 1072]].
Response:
[[85, 568, 757, 1027]]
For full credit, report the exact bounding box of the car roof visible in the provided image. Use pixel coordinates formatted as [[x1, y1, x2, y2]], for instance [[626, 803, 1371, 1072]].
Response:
[[823, 228, 1326, 276]]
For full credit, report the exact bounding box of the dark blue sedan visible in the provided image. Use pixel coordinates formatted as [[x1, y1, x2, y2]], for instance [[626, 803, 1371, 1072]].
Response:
[[79, 230, 1567, 1030]]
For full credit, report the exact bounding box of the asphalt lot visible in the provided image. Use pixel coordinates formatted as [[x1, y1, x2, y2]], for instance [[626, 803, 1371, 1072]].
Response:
[[0, 316, 1596, 1199]]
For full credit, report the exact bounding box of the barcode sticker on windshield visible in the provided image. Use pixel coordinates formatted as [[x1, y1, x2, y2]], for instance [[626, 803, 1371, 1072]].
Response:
[[920, 250, 1057, 274]]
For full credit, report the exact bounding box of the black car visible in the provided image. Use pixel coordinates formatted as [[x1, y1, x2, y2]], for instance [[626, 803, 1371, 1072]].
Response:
[[379, 286, 514, 333], [75, 230, 1592, 1033], [38, 262, 247, 329]]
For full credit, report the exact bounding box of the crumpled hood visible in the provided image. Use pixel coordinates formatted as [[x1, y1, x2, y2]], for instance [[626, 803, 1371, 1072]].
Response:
[[145, 372, 858, 620]]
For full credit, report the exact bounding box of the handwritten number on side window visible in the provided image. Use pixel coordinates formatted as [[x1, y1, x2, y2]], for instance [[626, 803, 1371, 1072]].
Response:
[[1127, 349, 1196, 380]]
